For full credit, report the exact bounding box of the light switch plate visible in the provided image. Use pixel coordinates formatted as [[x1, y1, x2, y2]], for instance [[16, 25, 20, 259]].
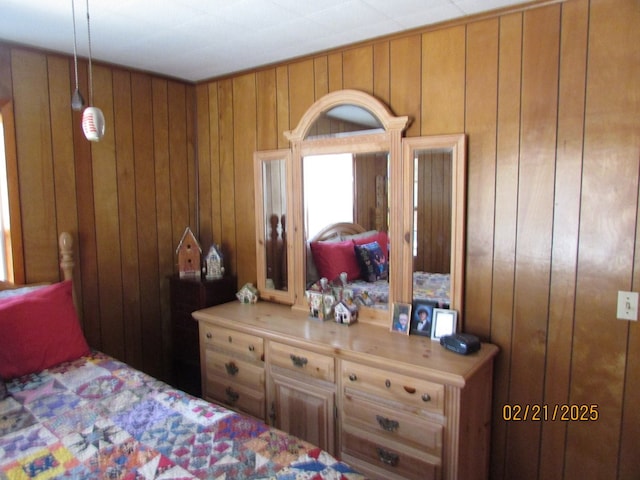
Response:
[[617, 291, 638, 321]]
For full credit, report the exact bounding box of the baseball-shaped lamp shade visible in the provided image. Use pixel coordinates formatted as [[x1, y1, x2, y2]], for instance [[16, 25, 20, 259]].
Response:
[[82, 106, 105, 141]]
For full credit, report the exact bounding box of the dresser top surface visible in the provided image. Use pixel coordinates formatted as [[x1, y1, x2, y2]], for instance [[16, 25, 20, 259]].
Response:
[[194, 301, 498, 387]]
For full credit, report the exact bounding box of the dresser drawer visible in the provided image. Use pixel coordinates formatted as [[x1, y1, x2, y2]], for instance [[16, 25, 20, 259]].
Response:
[[200, 324, 264, 362], [204, 375, 265, 420], [204, 350, 265, 389], [342, 430, 439, 480], [269, 342, 335, 382], [343, 390, 442, 456], [341, 361, 444, 415]]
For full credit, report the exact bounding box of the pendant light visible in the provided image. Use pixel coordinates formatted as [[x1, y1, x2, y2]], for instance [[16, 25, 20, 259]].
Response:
[[80, 0, 105, 142], [70, 0, 84, 111]]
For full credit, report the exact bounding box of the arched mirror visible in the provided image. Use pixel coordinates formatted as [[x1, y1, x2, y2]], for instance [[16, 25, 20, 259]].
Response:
[[402, 134, 466, 317], [285, 90, 409, 325], [254, 90, 466, 326]]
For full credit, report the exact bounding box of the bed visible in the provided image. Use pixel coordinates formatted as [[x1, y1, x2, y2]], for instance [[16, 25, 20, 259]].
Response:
[[0, 233, 365, 479], [307, 223, 451, 309]]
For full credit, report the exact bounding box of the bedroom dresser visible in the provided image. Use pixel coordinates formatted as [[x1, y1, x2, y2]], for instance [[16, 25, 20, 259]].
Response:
[[194, 301, 497, 480]]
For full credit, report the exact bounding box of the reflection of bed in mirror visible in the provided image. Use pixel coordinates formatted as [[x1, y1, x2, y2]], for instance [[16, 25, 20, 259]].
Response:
[[306, 222, 450, 309]]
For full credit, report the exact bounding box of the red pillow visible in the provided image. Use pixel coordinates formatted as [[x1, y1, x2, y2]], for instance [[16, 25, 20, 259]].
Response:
[[353, 231, 389, 254], [310, 239, 361, 282], [0, 280, 90, 379]]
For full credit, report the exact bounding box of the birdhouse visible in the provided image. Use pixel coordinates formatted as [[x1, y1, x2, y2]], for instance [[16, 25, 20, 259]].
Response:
[[334, 299, 358, 325], [176, 227, 202, 279]]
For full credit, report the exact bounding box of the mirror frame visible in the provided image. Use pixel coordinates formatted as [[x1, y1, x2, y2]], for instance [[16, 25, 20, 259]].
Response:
[[402, 134, 466, 318], [254, 148, 295, 304], [285, 90, 410, 321]]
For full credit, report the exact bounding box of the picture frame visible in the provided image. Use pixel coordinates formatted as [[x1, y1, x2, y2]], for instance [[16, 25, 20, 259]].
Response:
[[410, 300, 436, 336], [390, 302, 412, 335], [431, 308, 458, 340]]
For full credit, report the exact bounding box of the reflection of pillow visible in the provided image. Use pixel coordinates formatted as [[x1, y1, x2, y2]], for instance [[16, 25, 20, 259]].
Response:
[[0, 281, 90, 380], [310, 239, 361, 282], [354, 241, 388, 282], [353, 231, 389, 255]]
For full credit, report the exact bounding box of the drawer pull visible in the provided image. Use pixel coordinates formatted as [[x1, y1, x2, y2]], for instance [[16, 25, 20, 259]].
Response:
[[403, 386, 416, 394], [248, 345, 255, 352], [206, 332, 212, 339], [376, 447, 399, 467], [228, 335, 233, 343], [422, 393, 432, 402], [225, 387, 239, 404], [349, 373, 358, 382], [290, 354, 308, 368], [385, 379, 391, 388], [224, 361, 239, 376], [376, 415, 399, 432]]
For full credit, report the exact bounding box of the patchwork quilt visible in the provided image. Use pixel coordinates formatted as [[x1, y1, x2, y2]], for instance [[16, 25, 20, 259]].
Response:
[[0, 352, 365, 479]]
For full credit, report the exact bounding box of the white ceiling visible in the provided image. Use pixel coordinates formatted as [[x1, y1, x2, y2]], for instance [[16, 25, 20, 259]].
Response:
[[0, 0, 528, 83]]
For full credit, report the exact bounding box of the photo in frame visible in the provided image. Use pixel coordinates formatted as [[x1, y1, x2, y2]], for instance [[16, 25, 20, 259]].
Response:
[[410, 300, 436, 336], [431, 308, 458, 340], [390, 302, 412, 335]]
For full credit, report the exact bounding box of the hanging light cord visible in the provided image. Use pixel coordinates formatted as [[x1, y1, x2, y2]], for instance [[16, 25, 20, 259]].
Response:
[[71, 0, 80, 91], [86, 0, 94, 106]]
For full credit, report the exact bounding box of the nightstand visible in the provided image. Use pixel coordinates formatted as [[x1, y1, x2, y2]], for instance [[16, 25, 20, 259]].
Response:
[[169, 274, 236, 396]]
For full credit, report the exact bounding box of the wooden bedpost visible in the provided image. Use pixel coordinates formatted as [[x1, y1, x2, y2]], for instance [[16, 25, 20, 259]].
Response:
[[59, 232, 78, 314]]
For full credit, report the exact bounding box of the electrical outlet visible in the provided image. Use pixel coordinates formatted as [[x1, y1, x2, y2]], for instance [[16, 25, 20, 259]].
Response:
[[617, 291, 638, 321]]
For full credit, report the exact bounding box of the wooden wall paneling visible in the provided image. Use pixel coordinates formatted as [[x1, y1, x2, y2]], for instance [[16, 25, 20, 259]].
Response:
[[288, 59, 316, 129], [186, 86, 197, 231], [217, 79, 237, 276], [327, 52, 343, 93], [91, 64, 125, 360], [257, 70, 278, 151], [313, 57, 329, 100], [206, 81, 222, 245], [151, 77, 173, 374], [463, 18, 499, 338], [342, 45, 373, 94], [539, 1, 588, 478], [11, 50, 58, 282], [131, 72, 163, 379], [71, 60, 100, 346], [568, 0, 640, 477], [196, 83, 213, 250], [167, 81, 190, 250], [232, 74, 257, 286], [390, 35, 421, 137], [490, 12, 522, 480], [373, 42, 390, 108], [112, 69, 142, 370], [421, 27, 466, 136], [47, 56, 79, 244], [276, 67, 290, 149], [507, 6, 561, 479]]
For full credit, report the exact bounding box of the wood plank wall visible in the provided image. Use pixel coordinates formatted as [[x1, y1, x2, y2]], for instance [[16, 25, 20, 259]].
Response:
[[0, 46, 197, 383], [1, 0, 638, 478], [195, 1, 639, 479]]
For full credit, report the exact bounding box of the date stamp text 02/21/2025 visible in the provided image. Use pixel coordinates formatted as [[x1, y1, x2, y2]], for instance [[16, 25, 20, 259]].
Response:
[[502, 404, 599, 422]]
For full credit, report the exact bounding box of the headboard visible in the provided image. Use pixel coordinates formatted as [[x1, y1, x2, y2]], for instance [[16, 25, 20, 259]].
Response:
[[309, 222, 367, 243]]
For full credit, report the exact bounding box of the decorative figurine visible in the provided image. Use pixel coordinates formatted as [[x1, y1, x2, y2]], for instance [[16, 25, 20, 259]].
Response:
[[205, 244, 224, 280], [236, 283, 259, 304]]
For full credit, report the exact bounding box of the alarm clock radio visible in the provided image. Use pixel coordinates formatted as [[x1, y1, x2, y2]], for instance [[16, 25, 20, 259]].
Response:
[[440, 333, 481, 355]]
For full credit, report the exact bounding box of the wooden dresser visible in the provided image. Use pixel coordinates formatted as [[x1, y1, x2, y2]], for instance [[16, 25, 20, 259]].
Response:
[[194, 301, 498, 480]]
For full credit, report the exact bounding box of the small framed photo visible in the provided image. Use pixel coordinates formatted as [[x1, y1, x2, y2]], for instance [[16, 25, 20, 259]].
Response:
[[390, 302, 412, 335], [431, 308, 458, 340], [410, 300, 436, 336]]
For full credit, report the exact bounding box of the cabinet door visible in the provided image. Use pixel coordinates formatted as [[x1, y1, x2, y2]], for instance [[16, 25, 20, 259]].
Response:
[[269, 371, 335, 455]]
